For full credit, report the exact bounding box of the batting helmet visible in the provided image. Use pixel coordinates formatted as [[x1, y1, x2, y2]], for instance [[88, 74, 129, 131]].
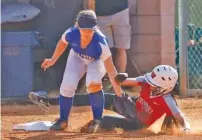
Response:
[[144, 65, 178, 95]]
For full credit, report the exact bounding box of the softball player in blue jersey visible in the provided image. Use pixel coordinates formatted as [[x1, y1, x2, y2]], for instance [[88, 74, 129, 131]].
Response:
[[41, 10, 123, 131]]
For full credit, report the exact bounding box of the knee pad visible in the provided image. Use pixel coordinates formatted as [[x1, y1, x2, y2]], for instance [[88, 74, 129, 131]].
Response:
[[87, 83, 102, 93]]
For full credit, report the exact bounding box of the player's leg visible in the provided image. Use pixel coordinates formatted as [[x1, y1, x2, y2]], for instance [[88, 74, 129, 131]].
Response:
[[100, 114, 144, 130], [85, 60, 106, 132], [115, 48, 127, 72], [112, 8, 131, 73], [50, 50, 86, 131], [28, 91, 116, 112], [97, 16, 114, 49]]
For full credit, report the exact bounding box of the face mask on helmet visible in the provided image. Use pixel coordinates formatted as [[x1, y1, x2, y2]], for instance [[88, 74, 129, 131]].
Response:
[[150, 86, 173, 97], [145, 65, 178, 96]]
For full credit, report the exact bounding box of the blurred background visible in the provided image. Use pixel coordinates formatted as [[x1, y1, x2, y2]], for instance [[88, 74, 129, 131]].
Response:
[[1, 0, 202, 99]]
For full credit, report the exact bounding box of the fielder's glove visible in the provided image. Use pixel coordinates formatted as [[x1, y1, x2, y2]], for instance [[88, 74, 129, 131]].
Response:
[[114, 93, 137, 120]]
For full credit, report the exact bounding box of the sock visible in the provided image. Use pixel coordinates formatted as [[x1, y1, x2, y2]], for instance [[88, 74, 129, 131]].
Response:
[[89, 90, 105, 120], [59, 94, 73, 121]]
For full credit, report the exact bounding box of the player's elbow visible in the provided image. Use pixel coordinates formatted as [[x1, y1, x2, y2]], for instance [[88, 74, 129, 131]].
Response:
[[58, 39, 68, 47]]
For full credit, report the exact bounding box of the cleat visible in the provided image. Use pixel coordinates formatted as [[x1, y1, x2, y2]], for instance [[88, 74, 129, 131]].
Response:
[[87, 120, 101, 133], [28, 92, 50, 111], [49, 119, 68, 131]]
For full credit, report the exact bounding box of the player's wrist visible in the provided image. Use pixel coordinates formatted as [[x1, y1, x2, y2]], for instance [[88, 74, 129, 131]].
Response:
[[114, 89, 123, 97], [50, 57, 57, 64]]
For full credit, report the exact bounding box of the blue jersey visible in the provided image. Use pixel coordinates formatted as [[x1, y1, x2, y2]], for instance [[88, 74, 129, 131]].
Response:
[[61, 27, 111, 63]]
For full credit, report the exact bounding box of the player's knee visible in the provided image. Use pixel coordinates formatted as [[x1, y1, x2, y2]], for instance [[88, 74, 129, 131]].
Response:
[[87, 83, 102, 93], [60, 83, 76, 97]]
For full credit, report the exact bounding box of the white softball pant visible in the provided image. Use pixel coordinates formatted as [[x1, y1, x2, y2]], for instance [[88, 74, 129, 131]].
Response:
[[60, 50, 106, 97]]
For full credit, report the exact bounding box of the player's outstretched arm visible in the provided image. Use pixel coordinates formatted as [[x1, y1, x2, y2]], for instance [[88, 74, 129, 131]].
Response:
[[164, 95, 191, 133], [172, 111, 191, 133], [121, 78, 139, 87], [50, 39, 68, 63], [104, 56, 123, 97], [114, 73, 140, 87], [41, 39, 68, 71]]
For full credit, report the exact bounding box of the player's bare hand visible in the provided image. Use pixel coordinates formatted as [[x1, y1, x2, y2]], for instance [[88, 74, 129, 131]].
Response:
[[41, 59, 55, 71], [182, 128, 191, 134]]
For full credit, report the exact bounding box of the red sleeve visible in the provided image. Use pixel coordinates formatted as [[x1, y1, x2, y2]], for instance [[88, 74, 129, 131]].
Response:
[[139, 83, 151, 99]]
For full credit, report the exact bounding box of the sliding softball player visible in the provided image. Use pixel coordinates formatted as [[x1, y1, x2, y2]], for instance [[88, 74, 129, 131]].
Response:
[[99, 65, 191, 134]]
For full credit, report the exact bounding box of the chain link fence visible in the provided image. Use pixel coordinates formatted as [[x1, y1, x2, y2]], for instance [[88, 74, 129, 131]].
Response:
[[177, 0, 202, 96], [186, 0, 202, 91]]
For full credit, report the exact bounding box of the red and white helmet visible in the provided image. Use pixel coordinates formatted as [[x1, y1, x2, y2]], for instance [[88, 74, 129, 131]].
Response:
[[144, 65, 178, 95]]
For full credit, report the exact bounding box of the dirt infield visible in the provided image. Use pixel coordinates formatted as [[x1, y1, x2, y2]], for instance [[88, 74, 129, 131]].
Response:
[[2, 102, 202, 140]]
